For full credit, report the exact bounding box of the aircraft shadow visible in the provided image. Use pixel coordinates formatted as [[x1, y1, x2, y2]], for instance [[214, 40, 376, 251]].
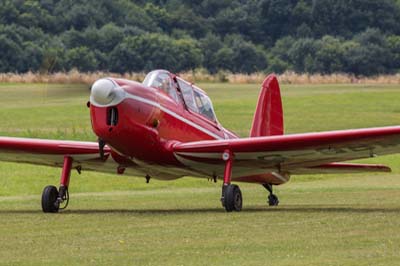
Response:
[[1, 206, 400, 215]]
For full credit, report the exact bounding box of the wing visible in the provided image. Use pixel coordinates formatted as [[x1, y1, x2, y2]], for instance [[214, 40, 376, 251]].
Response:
[[0, 136, 136, 175], [173, 126, 400, 184]]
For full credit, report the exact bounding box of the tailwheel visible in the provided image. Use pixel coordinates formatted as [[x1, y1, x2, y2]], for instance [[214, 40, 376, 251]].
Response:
[[41, 185, 60, 213], [222, 184, 242, 212], [263, 183, 279, 206], [268, 194, 279, 206]]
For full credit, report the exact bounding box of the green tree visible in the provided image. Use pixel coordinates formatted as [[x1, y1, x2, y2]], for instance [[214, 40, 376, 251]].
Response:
[[173, 39, 203, 71], [344, 28, 391, 75], [200, 33, 224, 73], [65, 47, 99, 72], [288, 38, 319, 73], [259, 0, 298, 45], [0, 35, 23, 72], [196, 0, 232, 17], [267, 37, 295, 73], [314, 36, 345, 74], [224, 35, 268, 73], [168, 5, 209, 38], [0, 0, 399, 75], [19, 42, 44, 72], [144, 3, 171, 32], [39, 40, 66, 73], [270, 37, 295, 64], [110, 34, 202, 73], [61, 29, 84, 49], [0, 0, 19, 24], [387, 35, 400, 70], [213, 47, 234, 71], [113, 1, 157, 32], [109, 36, 144, 73], [213, 6, 258, 39], [311, 0, 400, 38]]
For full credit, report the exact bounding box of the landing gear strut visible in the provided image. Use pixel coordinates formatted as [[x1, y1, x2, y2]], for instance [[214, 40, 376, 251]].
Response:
[[42, 156, 72, 213], [263, 183, 279, 206], [220, 150, 242, 212]]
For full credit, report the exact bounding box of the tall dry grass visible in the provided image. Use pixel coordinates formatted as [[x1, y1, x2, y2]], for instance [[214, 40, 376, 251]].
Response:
[[1, 69, 400, 85], [0, 69, 146, 85]]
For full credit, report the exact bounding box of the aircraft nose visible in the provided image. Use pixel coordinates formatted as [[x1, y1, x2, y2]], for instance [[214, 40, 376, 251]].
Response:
[[90, 79, 117, 105]]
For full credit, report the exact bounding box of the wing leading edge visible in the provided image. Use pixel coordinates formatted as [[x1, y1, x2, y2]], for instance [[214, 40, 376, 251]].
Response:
[[173, 126, 400, 183], [0, 136, 113, 172]]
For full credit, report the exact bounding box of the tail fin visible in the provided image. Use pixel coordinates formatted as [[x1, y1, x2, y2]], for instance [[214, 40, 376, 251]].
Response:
[[249, 74, 284, 137]]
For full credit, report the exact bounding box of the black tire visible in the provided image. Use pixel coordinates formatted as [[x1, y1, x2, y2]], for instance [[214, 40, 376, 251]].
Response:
[[223, 184, 242, 212], [268, 194, 279, 206], [41, 185, 60, 213]]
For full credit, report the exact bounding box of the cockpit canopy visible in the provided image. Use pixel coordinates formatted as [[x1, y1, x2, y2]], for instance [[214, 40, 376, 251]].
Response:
[[143, 70, 217, 122]]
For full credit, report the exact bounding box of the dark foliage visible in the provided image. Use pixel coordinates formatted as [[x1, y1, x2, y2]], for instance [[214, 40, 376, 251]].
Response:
[[1, 0, 400, 75]]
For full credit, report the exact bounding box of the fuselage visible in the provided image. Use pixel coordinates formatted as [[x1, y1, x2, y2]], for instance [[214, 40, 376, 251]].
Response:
[[89, 70, 237, 179]]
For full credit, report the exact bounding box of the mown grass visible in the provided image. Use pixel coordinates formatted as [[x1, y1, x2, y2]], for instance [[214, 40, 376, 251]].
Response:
[[1, 81, 400, 265]]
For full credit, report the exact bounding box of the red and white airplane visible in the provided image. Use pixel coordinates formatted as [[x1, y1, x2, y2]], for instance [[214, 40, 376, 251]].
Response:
[[1, 69, 400, 212]]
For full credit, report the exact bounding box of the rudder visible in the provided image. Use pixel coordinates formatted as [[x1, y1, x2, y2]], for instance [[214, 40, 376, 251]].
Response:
[[249, 74, 284, 137]]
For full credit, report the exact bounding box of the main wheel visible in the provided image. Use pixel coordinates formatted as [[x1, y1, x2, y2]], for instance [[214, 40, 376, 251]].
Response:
[[223, 184, 242, 212], [268, 194, 279, 206], [41, 185, 60, 213]]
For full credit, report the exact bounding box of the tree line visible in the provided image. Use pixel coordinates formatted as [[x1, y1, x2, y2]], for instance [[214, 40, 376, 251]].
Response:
[[1, 0, 400, 76]]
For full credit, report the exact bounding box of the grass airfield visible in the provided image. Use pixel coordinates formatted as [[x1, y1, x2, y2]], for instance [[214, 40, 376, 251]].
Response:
[[1, 81, 400, 265]]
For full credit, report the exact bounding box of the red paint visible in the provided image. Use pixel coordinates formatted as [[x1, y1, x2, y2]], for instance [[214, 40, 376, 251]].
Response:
[[250, 74, 284, 137], [60, 156, 73, 187], [0, 137, 110, 155], [174, 126, 400, 154], [223, 150, 233, 185], [90, 72, 229, 165]]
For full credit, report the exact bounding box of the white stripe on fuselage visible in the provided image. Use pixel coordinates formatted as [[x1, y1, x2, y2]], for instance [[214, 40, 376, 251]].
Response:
[[124, 94, 224, 140]]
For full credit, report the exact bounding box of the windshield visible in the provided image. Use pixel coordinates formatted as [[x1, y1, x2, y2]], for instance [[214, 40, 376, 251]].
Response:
[[177, 77, 217, 121], [143, 70, 179, 101], [144, 71, 217, 122], [193, 89, 217, 121], [177, 79, 198, 112]]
